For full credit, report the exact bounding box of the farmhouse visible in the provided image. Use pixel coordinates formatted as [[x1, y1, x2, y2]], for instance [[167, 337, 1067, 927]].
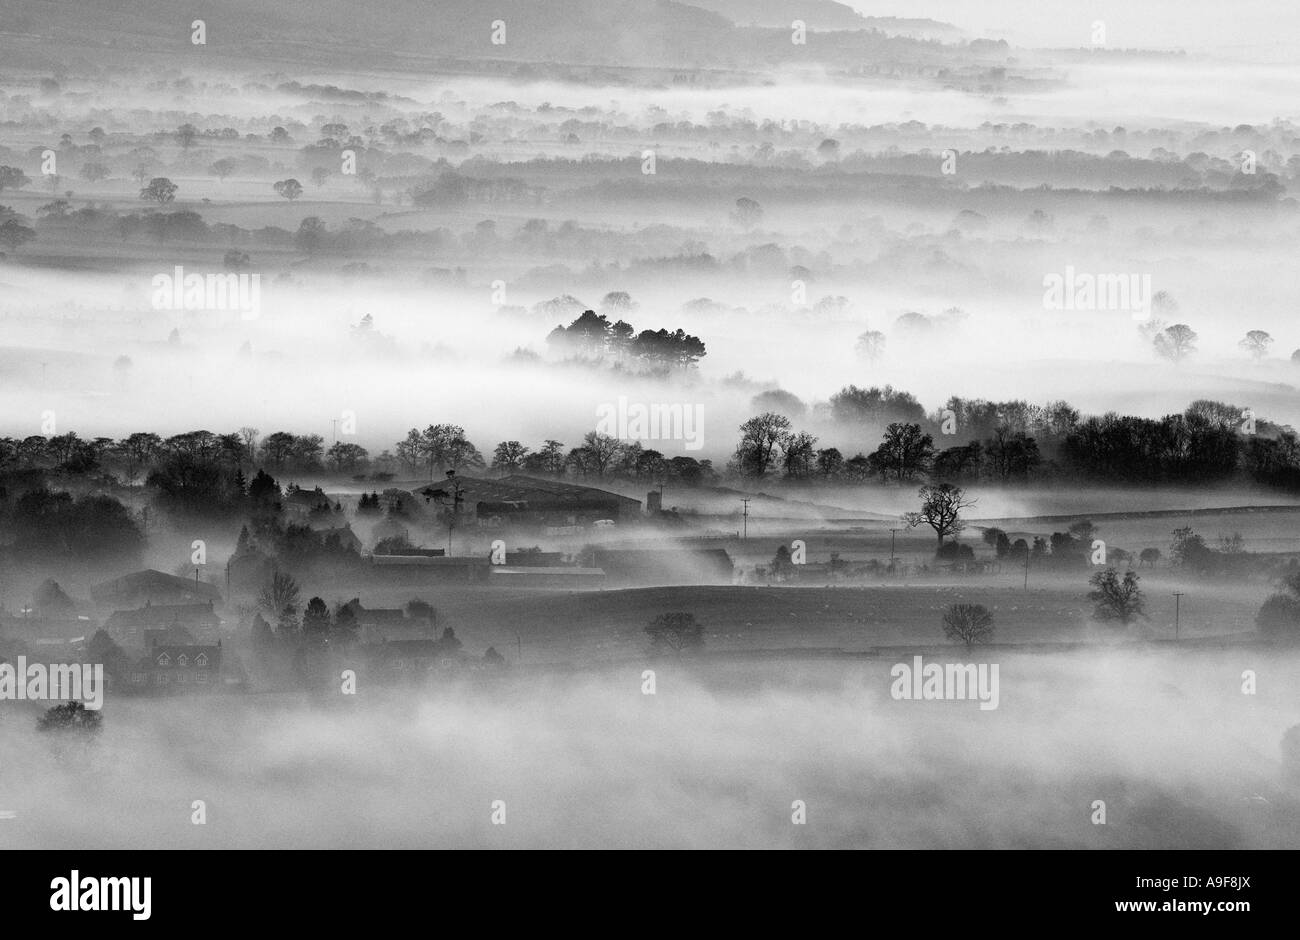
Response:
[[313, 524, 363, 553], [129, 640, 224, 692], [282, 486, 337, 518], [415, 473, 640, 529], [91, 569, 222, 609], [104, 601, 222, 648], [340, 599, 435, 643]]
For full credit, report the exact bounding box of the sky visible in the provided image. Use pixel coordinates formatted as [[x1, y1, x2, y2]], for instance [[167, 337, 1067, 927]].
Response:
[[857, 0, 1300, 60]]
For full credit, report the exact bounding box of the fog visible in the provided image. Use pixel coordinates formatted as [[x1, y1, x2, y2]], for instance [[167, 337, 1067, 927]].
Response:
[[3, 0, 1300, 853], [2, 652, 1296, 848]]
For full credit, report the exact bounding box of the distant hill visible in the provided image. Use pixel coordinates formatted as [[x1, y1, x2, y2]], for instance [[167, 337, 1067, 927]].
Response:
[[681, 0, 962, 37], [0, 0, 982, 74]]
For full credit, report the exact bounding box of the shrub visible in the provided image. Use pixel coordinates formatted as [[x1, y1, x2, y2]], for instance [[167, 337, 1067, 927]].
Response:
[[37, 701, 102, 734], [941, 604, 995, 648], [935, 541, 975, 562], [645, 612, 704, 654], [1256, 593, 1300, 641]]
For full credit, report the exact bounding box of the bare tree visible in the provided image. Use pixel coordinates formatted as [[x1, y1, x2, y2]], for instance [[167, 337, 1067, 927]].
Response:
[[258, 570, 301, 618], [1088, 568, 1146, 625], [239, 426, 260, 462], [942, 604, 995, 648], [904, 483, 975, 545]]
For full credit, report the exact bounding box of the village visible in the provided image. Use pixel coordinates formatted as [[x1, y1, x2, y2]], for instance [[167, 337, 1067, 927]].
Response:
[[0, 470, 754, 698], [7, 460, 1162, 702]]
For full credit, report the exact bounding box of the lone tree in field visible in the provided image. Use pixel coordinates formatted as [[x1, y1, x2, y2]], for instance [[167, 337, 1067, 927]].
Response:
[[1239, 330, 1273, 361], [274, 178, 304, 201], [1153, 323, 1197, 363], [645, 612, 704, 654], [139, 176, 177, 204], [942, 603, 995, 648], [1088, 568, 1146, 625], [904, 483, 975, 545]]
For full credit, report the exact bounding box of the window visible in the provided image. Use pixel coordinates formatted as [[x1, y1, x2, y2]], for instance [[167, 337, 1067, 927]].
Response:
[[195, 653, 208, 667], [196, 672, 208, 684], [157, 653, 171, 666], [177, 654, 189, 667]]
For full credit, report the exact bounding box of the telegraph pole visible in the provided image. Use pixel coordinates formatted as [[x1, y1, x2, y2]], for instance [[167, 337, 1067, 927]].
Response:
[[889, 527, 901, 564], [1172, 592, 1184, 641], [740, 498, 751, 540], [446, 475, 465, 554], [1023, 550, 1030, 590]]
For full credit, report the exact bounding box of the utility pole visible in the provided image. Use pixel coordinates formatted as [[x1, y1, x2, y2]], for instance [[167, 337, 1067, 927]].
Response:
[[889, 527, 901, 564], [331, 418, 339, 443], [446, 475, 465, 554], [1172, 592, 1184, 641], [1023, 550, 1030, 590], [740, 498, 751, 540]]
